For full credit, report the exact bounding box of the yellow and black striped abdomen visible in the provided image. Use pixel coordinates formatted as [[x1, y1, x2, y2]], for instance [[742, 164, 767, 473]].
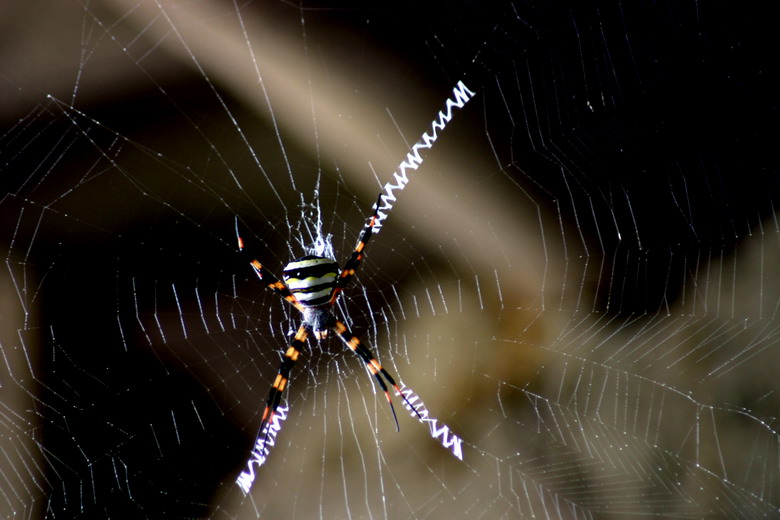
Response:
[[282, 255, 339, 307]]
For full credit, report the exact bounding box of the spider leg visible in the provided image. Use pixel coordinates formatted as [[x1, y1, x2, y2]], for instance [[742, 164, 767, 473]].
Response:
[[332, 319, 423, 430], [235, 219, 305, 312], [252, 325, 308, 447], [329, 194, 382, 305]]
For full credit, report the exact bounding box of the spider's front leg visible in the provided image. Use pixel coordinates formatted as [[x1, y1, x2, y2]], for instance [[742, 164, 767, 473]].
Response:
[[253, 325, 308, 446], [332, 320, 423, 431]]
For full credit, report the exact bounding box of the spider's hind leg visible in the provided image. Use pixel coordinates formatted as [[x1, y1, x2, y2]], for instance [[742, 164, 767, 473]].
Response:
[[329, 195, 382, 305], [234, 218, 304, 312]]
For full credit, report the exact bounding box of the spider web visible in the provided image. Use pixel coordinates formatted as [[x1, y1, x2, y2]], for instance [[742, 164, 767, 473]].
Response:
[[2, 1, 779, 518]]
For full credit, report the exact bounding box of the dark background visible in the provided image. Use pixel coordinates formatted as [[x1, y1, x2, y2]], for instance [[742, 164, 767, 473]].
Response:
[[1, 1, 779, 518]]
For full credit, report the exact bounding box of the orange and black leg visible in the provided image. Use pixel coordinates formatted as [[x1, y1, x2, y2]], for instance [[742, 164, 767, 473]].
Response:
[[255, 325, 308, 441], [329, 195, 382, 304], [332, 320, 422, 430], [236, 222, 304, 312]]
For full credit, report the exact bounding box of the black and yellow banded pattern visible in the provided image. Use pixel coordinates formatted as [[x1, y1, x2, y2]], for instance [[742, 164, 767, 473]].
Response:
[[282, 255, 339, 307]]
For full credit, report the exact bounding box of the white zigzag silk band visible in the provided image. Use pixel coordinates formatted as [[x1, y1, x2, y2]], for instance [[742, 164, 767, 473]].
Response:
[[235, 388, 464, 494], [373, 80, 476, 232], [400, 386, 464, 460], [236, 405, 289, 494], [236, 82, 472, 495]]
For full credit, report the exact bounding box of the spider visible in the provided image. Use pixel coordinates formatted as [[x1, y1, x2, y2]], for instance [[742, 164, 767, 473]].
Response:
[[236, 196, 421, 443]]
